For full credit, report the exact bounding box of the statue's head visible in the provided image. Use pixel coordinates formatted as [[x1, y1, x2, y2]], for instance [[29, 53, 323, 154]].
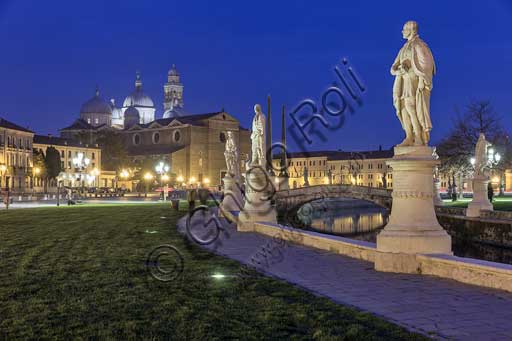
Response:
[[226, 131, 234, 139], [402, 21, 418, 39], [254, 104, 262, 115]]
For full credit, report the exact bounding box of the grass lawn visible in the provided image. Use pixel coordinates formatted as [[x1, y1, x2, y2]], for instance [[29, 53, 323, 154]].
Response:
[[443, 197, 512, 211], [0, 204, 426, 340]]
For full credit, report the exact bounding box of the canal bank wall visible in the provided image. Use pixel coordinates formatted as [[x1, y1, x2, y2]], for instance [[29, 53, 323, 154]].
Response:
[[435, 207, 512, 248]]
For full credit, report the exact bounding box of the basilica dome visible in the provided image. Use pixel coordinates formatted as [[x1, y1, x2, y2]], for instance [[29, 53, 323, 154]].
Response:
[[123, 88, 154, 108], [123, 72, 154, 108], [80, 89, 112, 115]]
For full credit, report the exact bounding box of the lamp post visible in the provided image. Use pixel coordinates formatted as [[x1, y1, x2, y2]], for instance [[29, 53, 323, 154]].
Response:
[[119, 169, 129, 194], [155, 161, 170, 200], [32, 167, 40, 196], [143, 172, 153, 198], [177, 175, 184, 190], [72, 152, 90, 198], [0, 164, 8, 209]]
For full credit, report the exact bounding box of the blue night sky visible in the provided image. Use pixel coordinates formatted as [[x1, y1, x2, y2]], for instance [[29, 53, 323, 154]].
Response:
[[0, 0, 510, 153]]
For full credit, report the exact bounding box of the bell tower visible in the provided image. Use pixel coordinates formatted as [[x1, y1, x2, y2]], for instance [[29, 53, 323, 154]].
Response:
[[163, 64, 184, 111]]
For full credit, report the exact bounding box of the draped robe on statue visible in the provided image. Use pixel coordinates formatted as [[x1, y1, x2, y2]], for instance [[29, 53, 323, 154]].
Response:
[[391, 35, 436, 143]]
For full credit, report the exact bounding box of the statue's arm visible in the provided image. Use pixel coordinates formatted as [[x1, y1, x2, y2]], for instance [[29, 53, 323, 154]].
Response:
[[413, 42, 435, 85], [390, 54, 402, 76]]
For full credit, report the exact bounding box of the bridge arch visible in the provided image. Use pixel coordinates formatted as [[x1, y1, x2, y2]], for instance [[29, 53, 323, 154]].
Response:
[[275, 184, 392, 213]]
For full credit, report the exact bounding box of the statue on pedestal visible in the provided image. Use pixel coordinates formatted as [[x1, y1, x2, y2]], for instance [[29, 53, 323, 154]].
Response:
[[467, 133, 494, 217], [375, 21, 452, 272], [474, 133, 492, 177], [224, 131, 240, 179], [237, 103, 276, 231], [251, 104, 266, 166], [391, 20, 436, 146]]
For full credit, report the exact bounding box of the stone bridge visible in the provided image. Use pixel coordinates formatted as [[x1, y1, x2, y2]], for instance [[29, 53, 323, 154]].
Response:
[[275, 184, 392, 212]]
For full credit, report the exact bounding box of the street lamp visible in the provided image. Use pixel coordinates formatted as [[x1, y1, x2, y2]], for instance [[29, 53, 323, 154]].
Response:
[[90, 168, 100, 189], [177, 175, 184, 189], [0, 163, 7, 189], [155, 161, 170, 200], [143, 172, 153, 198], [72, 152, 90, 197]]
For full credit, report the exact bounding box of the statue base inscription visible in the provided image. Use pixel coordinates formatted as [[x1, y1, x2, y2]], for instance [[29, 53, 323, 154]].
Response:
[[466, 175, 493, 217], [237, 165, 277, 232], [375, 146, 452, 273]]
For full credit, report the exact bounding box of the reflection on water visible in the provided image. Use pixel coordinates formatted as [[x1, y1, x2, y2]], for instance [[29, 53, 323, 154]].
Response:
[[299, 198, 512, 266], [308, 198, 388, 236]]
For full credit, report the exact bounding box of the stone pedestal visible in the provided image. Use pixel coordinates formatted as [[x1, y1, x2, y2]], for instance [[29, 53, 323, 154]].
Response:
[[237, 165, 277, 231], [275, 175, 289, 191], [220, 175, 244, 214], [466, 175, 493, 217], [375, 146, 452, 273], [433, 179, 443, 206]]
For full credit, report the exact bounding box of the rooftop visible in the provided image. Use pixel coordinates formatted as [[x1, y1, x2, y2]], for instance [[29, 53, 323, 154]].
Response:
[[273, 148, 394, 161], [0, 117, 33, 133], [33, 134, 99, 149]]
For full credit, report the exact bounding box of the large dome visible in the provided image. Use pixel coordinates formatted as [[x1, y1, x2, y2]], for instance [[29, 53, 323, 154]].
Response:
[[80, 89, 112, 114], [123, 72, 154, 108], [123, 88, 154, 108]]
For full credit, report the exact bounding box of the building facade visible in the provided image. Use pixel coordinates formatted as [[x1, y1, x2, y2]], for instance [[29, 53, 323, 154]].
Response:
[[0, 118, 34, 192], [124, 111, 250, 187], [273, 148, 394, 189], [33, 135, 102, 191]]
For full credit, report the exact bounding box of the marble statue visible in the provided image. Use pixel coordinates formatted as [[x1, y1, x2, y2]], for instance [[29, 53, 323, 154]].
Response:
[[251, 104, 266, 166], [238, 104, 277, 230], [474, 133, 492, 176], [375, 20, 452, 271], [391, 21, 436, 146], [467, 133, 494, 217], [224, 131, 240, 179], [303, 166, 309, 186]]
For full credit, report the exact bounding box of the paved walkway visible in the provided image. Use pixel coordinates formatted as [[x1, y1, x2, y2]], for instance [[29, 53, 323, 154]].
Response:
[[178, 216, 512, 340]]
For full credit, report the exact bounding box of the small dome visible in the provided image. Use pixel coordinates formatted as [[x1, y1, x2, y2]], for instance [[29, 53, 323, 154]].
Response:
[[163, 107, 188, 119], [80, 89, 112, 115], [124, 105, 140, 129], [124, 106, 140, 119]]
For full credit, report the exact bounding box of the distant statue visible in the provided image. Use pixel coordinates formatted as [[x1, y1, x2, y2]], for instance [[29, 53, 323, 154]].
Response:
[[303, 166, 309, 186], [224, 131, 240, 179], [391, 21, 436, 146], [474, 133, 492, 176], [250, 104, 266, 166]]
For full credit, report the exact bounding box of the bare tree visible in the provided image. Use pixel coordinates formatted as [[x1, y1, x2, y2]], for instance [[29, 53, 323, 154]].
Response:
[[437, 100, 511, 196]]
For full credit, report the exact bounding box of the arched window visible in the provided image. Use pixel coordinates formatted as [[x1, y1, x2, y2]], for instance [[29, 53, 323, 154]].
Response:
[[152, 132, 160, 144], [173, 130, 181, 143], [133, 134, 141, 145]]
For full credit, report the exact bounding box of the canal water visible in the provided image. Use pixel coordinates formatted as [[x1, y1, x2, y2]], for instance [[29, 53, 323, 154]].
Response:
[[293, 198, 512, 266]]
